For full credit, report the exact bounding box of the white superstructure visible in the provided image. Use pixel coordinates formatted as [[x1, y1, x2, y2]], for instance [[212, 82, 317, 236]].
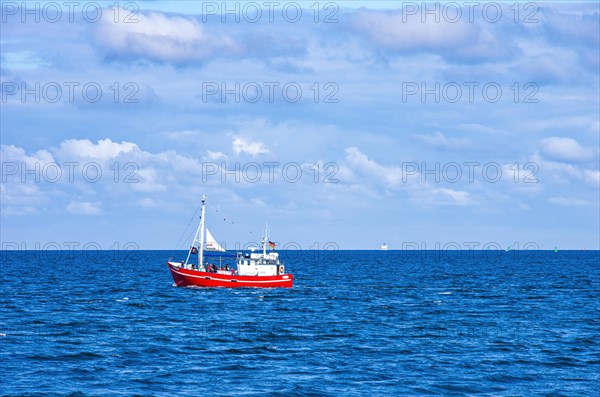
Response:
[[236, 227, 284, 276]]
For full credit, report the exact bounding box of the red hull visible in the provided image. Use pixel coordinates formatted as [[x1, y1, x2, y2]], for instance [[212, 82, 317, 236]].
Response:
[[167, 262, 293, 288]]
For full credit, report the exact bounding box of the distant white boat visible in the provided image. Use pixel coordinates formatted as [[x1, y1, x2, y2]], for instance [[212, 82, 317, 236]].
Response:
[[380, 243, 388, 251]]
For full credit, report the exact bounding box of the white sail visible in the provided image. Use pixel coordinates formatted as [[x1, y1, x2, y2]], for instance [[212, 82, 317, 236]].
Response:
[[205, 228, 226, 252]]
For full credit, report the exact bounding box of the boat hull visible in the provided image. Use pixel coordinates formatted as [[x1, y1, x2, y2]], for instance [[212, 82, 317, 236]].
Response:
[[167, 262, 293, 288]]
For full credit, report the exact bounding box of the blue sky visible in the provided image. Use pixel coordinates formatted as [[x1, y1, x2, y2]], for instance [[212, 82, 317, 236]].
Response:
[[1, 1, 599, 250]]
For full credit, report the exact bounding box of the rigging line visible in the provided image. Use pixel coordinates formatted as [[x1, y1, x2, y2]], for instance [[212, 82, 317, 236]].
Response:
[[174, 201, 202, 249], [182, 226, 198, 251]]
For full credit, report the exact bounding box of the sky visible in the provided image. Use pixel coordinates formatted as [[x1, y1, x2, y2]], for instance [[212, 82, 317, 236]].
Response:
[[1, 1, 599, 251]]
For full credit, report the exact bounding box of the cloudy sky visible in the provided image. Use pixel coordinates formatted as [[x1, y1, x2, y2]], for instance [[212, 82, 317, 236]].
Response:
[[1, 1, 599, 250]]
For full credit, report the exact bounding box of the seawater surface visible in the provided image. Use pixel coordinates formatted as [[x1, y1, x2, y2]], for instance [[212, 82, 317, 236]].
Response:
[[1, 250, 599, 396]]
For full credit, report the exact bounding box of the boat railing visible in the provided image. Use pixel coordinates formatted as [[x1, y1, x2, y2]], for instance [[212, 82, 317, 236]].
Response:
[[236, 252, 281, 266]]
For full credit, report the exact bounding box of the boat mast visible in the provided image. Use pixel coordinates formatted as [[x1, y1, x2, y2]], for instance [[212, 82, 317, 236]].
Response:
[[184, 215, 202, 267], [263, 224, 268, 257], [199, 195, 206, 268]]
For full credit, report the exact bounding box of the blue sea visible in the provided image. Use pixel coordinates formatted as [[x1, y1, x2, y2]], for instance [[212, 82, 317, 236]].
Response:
[[1, 250, 599, 396]]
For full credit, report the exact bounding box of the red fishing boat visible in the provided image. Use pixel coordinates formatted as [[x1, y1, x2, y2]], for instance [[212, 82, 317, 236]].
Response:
[[167, 195, 293, 288]]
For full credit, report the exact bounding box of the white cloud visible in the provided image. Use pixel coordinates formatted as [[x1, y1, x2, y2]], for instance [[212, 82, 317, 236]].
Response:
[[583, 170, 600, 188], [251, 198, 267, 207], [0, 183, 41, 203], [132, 169, 166, 192], [457, 123, 502, 135], [515, 52, 577, 84], [525, 116, 600, 134], [350, 10, 472, 51], [206, 150, 228, 161], [344, 146, 404, 186], [343, 145, 536, 208], [232, 136, 269, 156], [138, 198, 158, 208], [2, 138, 215, 217], [413, 131, 471, 150], [543, 6, 600, 48], [500, 163, 540, 193], [529, 151, 600, 191], [2, 138, 205, 206], [349, 9, 511, 62], [56, 138, 137, 162], [1, 51, 50, 70], [93, 10, 238, 63], [154, 150, 204, 175], [67, 201, 103, 215], [163, 130, 200, 139], [532, 151, 580, 182], [1, 144, 54, 166], [432, 188, 471, 206], [407, 186, 473, 207], [1, 206, 38, 216], [540, 137, 594, 162], [343, 146, 473, 206], [0, 146, 54, 213]]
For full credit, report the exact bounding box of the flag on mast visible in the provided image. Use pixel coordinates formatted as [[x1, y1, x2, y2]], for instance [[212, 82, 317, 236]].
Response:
[[268, 241, 276, 249]]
